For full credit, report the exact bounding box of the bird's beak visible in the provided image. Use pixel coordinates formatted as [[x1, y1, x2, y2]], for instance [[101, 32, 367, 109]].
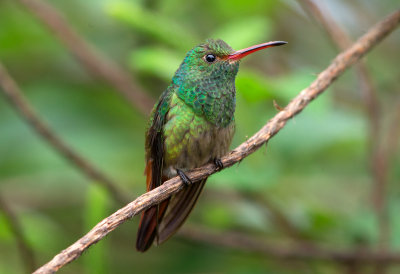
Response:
[[227, 41, 287, 61]]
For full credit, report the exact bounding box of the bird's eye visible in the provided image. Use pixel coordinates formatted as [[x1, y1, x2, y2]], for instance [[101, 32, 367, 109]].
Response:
[[205, 54, 216, 63]]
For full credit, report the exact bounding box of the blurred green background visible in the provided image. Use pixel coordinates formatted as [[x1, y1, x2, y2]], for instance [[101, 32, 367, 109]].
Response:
[[0, 0, 399, 273]]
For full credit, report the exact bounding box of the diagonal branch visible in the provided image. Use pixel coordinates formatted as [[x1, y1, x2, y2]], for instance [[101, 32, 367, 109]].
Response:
[[297, 0, 380, 129], [32, 9, 400, 274], [0, 62, 130, 205], [16, 0, 154, 115]]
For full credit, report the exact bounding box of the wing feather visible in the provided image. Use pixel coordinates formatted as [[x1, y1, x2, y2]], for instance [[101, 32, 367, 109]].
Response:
[[136, 88, 208, 251], [136, 89, 172, 252], [157, 179, 206, 244]]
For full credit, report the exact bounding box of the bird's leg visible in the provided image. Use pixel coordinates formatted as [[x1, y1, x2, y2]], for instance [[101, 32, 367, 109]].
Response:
[[213, 158, 224, 171], [176, 169, 193, 186]]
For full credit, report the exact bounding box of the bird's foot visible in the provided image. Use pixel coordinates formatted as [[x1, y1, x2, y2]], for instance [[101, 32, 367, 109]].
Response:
[[176, 169, 193, 186], [214, 158, 224, 171]]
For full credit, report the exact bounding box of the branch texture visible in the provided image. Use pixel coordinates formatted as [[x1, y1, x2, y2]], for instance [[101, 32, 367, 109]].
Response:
[[16, 0, 154, 115], [33, 9, 400, 274]]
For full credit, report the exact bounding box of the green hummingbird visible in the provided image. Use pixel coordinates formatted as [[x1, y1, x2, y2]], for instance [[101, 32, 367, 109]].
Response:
[[136, 39, 287, 252]]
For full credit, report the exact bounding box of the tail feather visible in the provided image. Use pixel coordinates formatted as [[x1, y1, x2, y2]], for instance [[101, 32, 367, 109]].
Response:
[[158, 179, 206, 244], [136, 199, 169, 252], [136, 160, 207, 251], [136, 159, 168, 252]]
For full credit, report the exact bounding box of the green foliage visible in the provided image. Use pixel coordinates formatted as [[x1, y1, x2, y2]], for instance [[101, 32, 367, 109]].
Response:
[[235, 70, 278, 102], [83, 185, 110, 274], [0, 211, 14, 240], [106, 1, 197, 51], [211, 17, 272, 49], [129, 46, 181, 80], [0, 0, 399, 273]]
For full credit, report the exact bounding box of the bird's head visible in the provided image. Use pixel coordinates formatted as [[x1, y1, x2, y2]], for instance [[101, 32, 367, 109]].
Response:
[[172, 39, 287, 86], [171, 39, 286, 126]]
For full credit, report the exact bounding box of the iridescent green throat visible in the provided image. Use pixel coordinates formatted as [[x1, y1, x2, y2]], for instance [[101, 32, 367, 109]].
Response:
[[171, 39, 240, 128]]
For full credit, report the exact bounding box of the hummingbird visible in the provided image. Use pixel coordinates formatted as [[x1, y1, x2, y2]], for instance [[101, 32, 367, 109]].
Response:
[[136, 39, 287, 252]]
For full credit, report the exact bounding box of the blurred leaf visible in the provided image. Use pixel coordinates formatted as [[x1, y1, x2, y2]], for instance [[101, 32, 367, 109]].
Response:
[[232, 201, 270, 232], [0, 211, 14, 240], [106, 1, 197, 51], [210, 0, 278, 20], [201, 204, 234, 229], [0, 2, 60, 58], [22, 212, 65, 253], [236, 69, 277, 103], [212, 17, 272, 49], [129, 47, 182, 81], [308, 209, 337, 232], [274, 109, 366, 158], [83, 184, 110, 274], [341, 210, 377, 246], [210, 150, 282, 192], [270, 70, 318, 101]]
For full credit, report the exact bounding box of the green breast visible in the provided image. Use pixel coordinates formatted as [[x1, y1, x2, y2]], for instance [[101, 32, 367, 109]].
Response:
[[163, 93, 234, 171], [174, 61, 237, 128]]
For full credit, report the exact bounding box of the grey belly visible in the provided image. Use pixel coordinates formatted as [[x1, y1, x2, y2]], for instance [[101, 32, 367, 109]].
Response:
[[163, 122, 235, 178]]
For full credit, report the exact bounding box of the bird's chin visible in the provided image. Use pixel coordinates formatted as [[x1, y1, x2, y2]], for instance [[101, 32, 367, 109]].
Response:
[[227, 60, 240, 75], [227, 59, 240, 65]]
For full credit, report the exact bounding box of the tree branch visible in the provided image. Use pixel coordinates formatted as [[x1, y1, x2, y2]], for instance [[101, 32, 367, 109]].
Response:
[[298, 0, 388, 250], [32, 9, 400, 274], [297, 0, 380, 127], [297, 0, 380, 132], [16, 0, 154, 115], [0, 62, 130, 205], [178, 226, 400, 264], [0, 195, 36, 273]]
